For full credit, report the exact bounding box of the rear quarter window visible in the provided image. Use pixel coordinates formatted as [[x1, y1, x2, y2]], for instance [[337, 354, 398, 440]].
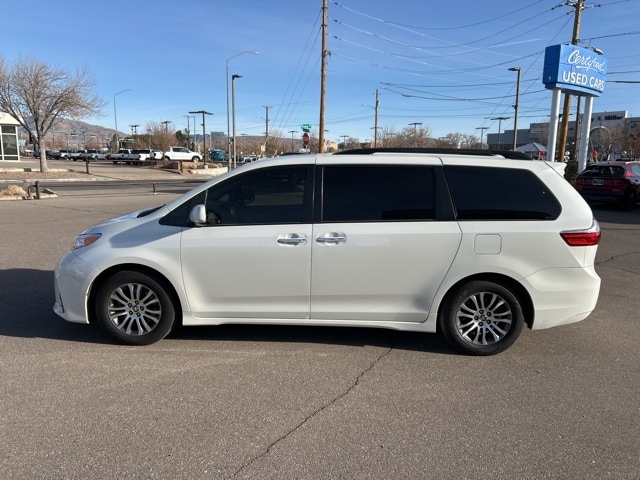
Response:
[[444, 165, 561, 220]]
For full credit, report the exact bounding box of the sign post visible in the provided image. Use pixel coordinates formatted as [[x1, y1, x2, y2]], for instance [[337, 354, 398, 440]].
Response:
[[542, 44, 607, 169]]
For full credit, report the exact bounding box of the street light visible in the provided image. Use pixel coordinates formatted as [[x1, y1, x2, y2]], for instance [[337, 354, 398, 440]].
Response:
[[508, 67, 521, 150], [231, 74, 242, 169], [113, 89, 133, 151], [226, 51, 258, 166]]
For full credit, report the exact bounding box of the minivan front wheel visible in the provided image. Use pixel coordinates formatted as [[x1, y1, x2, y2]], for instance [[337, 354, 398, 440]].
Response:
[[95, 271, 175, 345], [439, 280, 524, 355]]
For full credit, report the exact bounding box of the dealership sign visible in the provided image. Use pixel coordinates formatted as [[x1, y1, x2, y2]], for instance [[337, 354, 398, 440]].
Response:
[[543, 44, 607, 96]]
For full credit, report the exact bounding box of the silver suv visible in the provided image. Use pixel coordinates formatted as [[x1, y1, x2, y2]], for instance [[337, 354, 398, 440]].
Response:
[[54, 149, 601, 355]]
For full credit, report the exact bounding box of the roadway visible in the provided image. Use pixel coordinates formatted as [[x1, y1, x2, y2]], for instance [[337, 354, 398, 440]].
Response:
[[0, 188, 639, 478]]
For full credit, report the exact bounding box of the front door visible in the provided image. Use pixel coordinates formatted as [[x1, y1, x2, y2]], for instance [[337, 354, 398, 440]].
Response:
[[180, 165, 314, 319]]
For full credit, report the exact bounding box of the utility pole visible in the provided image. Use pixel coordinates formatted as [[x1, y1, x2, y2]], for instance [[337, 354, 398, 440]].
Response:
[[475, 127, 488, 149], [289, 130, 296, 152], [263, 105, 271, 155], [161, 120, 171, 132], [130, 124, 139, 147], [508, 67, 521, 150], [556, 0, 584, 162], [183, 115, 191, 148], [318, 0, 328, 153], [409, 122, 422, 147], [189, 110, 213, 158], [373, 89, 379, 148], [490, 116, 510, 149]]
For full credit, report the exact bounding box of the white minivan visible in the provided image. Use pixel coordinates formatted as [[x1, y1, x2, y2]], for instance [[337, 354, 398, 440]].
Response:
[[54, 149, 601, 355]]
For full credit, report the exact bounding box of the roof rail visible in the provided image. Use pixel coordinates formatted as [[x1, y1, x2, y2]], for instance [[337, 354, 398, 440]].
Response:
[[334, 148, 534, 160]]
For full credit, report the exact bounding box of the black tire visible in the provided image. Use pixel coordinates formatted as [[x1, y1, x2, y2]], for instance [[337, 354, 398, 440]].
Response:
[[164, 156, 171, 161], [438, 280, 524, 356], [620, 190, 637, 211], [95, 271, 175, 345], [191, 156, 200, 162]]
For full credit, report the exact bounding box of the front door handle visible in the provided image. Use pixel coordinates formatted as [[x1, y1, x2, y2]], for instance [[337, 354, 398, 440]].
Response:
[[316, 232, 347, 244], [277, 233, 308, 245]]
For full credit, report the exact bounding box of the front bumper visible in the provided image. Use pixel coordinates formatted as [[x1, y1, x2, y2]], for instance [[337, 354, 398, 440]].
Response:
[[53, 251, 101, 324]]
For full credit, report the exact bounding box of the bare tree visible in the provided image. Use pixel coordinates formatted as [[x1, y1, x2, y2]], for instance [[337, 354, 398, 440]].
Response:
[[438, 132, 479, 149], [267, 129, 286, 156], [146, 121, 176, 157], [0, 55, 104, 171]]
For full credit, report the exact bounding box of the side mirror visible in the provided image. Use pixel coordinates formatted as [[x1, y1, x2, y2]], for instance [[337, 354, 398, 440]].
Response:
[[189, 204, 207, 226]]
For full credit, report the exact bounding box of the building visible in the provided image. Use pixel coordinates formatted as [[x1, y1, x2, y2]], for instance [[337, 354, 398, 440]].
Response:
[[486, 110, 638, 159], [0, 112, 21, 161]]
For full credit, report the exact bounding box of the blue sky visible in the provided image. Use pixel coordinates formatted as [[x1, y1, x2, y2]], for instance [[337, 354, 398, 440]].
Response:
[[3, 0, 639, 144]]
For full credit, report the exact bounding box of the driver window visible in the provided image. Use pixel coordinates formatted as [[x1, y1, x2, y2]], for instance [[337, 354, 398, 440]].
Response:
[[202, 166, 310, 225]]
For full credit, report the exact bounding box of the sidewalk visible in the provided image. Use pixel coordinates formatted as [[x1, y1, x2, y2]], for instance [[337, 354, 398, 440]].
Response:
[[0, 159, 227, 200], [0, 158, 226, 182]]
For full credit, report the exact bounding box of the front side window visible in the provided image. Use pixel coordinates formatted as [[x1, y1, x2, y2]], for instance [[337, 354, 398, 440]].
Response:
[[321, 165, 436, 222], [199, 166, 311, 226], [444, 166, 561, 220]]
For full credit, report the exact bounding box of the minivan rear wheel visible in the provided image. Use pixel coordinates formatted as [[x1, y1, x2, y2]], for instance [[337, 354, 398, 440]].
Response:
[[439, 280, 524, 355], [95, 271, 175, 345]]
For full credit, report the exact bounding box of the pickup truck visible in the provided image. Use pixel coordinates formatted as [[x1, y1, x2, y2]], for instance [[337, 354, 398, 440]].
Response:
[[131, 149, 155, 161], [68, 150, 83, 161], [162, 146, 202, 162], [78, 149, 106, 161], [51, 150, 71, 159], [109, 149, 139, 164]]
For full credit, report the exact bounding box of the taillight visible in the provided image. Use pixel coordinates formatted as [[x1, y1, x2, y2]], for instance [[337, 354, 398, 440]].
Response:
[[560, 218, 601, 246]]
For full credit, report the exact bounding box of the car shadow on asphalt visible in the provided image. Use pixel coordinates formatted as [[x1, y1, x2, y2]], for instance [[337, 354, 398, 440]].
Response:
[[0, 268, 454, 355]]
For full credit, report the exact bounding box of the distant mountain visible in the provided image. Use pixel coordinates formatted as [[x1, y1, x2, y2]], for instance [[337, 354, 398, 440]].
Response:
[[19, 116, 123, 150]]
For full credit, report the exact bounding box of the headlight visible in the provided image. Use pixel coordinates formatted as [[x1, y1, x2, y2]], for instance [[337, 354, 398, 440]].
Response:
[[73, 233, 102, 249]]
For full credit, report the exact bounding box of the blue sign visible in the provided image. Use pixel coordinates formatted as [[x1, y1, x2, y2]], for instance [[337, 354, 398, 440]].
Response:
[[543, 44, 607, 96]]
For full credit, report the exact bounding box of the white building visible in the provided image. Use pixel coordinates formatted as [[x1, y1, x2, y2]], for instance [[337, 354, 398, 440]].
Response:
[[0, 112, 20, 161]]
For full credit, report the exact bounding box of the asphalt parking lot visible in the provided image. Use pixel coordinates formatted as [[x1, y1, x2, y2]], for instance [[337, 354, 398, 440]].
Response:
[[1, 183, 639, 479]]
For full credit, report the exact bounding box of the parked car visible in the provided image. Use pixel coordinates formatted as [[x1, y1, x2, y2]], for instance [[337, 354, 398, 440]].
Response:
[[574, 160, 640, 210], [163, 146, 202, 162], [53, 148, 601, 355], [208, 149, 226, 162]]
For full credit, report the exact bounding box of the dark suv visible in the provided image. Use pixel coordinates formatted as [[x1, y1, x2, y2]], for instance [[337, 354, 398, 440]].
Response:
[[574, 160, 640, 210]]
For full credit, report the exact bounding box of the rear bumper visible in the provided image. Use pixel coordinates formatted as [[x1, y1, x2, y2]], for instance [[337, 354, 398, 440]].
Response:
[[523, 265, 601, 330], [576, 188, 626, 203]]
